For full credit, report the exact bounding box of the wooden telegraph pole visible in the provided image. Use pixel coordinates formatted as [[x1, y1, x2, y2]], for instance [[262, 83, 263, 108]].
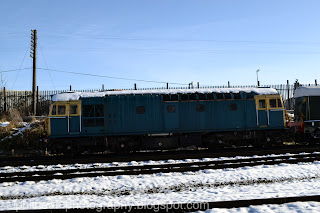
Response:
[[30, 29, 37, 115]]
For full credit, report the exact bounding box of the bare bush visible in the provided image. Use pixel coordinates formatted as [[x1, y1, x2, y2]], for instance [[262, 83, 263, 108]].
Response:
[[0, 112, 8, 122], [8, 108, 23, 123]]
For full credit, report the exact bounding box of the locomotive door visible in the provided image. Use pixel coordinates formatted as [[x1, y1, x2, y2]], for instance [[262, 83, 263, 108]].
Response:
[[68, 103, 81, 133], [256, 98, 269, 127], [164, 103, 179, 130]]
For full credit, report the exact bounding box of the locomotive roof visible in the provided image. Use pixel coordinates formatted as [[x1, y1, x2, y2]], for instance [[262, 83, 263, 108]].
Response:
[[294, 86, 320, 98], [52, 88, 278, 101]]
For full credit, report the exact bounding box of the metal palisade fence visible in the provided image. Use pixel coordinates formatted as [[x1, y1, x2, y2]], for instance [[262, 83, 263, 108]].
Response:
[[0, 83, 315, 115]]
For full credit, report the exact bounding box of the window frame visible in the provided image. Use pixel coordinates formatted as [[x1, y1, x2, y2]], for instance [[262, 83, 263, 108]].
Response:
[[255, 95, 283, 110], [51, 105, 57, 115], [277, 99, 283, 108]]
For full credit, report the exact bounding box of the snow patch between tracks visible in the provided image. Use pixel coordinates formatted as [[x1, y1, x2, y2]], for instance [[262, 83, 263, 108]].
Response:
[[0, 162, 320, 199]]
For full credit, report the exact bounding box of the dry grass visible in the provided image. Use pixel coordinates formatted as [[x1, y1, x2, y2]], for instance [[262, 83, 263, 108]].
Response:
[[8, 108, 23, 123], [1, 109, 23, 122], [0, 120, 47, 152], [0, 113, 8, 122], [0, 109, 23, 128], [0, 110, 47, 153]]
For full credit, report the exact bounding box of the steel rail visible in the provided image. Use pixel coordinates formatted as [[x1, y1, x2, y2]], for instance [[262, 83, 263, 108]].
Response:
[[1, 144, 319, 167], [1, 153, 319, 183], [2, 195, 320, 212]]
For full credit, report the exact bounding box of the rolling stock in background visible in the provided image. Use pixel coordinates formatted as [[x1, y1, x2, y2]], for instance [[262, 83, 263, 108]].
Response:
[[289, 86, 320, 142]]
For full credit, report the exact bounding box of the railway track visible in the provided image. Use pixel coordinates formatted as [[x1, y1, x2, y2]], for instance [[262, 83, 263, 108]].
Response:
[[1, 152, 319, 184], [2, 195, 320, 212], [1, 144, 320, 167]]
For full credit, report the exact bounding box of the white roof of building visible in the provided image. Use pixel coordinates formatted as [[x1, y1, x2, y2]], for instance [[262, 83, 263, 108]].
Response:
[[51, 88, 278, 102], [294, 86, 320, 98]]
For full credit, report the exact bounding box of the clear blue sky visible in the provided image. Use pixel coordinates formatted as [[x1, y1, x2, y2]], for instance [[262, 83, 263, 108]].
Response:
[[1, 0, 320, 91]]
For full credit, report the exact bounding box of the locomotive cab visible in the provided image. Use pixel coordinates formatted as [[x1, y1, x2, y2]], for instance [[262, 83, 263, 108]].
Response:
[[254, 94, 285, 129], [46, 100, 82, 137]]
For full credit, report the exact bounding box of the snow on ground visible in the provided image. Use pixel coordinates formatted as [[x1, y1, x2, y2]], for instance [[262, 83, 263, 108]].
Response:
[[0, 121, 10, 128], [0, 161, 320, 210], [0, 121, 34, 141], [198, 202, 320, 213], [11, 122, 31, 137], [0, 175, 320, 211]]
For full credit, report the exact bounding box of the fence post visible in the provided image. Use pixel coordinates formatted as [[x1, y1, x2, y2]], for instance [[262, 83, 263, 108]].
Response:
[[70, 85, 72, 91], [3, 87, 6, 112], [166, 83, 168, 89], [287, 80, 290, 109], [0, 89, 1, 112], [134, 83, 137, 90], [25, 91, 27, 113], [36, 86, 39, 116], [197, 82, 199, 88]]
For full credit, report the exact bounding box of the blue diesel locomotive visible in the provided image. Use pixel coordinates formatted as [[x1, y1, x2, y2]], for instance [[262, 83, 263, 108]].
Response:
[[46, 88, 286, 153]]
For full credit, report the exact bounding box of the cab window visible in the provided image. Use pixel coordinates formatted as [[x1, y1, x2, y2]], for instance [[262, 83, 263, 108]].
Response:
[[51, 105, 56, 115], [58, 105, 66, 115], [269, 99, 277, 108], [70, 105, 78, 115], [259, 100, 266, 108], [277, 99, 283, 108]]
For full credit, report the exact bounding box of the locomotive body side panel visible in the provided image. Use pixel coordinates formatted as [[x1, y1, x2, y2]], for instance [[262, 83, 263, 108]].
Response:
[[105, 94, 162, 135]]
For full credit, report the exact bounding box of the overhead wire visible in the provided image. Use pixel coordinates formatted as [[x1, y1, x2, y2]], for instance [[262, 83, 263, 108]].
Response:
[[0, 67, 31, 73], [0, 32, 26, 39], [3, 32, 320, 54], [38, 32, 320, 55], [4, 32, 320, 90], [38, 39, 56, 90], [4, 31, 320, 45], [0, 68, 7, 89], [12, 45, 30, 89], [37, 68, 189, 86], [42, 32, 320, 45], [39, 47, 320, 54]]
